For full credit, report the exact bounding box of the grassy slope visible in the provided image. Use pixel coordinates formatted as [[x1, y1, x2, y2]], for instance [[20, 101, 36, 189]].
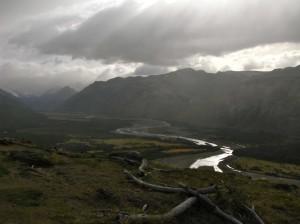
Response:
[[231, 157, 300, 179], [5, 114, 133, 148], [0, 142, 299, 224]]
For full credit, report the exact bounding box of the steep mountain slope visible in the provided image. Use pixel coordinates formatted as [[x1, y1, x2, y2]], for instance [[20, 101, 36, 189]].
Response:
[[221, 67, 300, 135], [60, 66, 300, 137], [22, 86, 77, 112], [0, 89, 44, 130]]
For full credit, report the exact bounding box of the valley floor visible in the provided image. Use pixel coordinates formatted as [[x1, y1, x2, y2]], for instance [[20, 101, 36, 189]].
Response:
[[0, 140, 299, 224], [0, 113, 299, 223]]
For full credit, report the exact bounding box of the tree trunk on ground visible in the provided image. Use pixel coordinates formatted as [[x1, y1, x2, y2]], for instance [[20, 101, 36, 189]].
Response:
[[138, 159, 149, 176], [119, 197, 198, 223], [124, 170, 216, 194], [244, 205, 265, 224]]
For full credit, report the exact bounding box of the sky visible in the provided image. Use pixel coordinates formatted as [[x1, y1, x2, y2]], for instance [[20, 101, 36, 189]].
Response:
[[0, 0, 300, 95]]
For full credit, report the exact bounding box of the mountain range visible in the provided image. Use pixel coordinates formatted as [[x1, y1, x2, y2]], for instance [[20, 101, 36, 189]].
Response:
[[21, 86, 77, 112], [60, 66, 300, 139], [2, 65, 299, 140]]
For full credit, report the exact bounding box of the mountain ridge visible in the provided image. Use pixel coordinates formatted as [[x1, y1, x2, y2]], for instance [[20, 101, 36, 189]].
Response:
[[21, 86, 77, 112], [60, 65, 300, 137]]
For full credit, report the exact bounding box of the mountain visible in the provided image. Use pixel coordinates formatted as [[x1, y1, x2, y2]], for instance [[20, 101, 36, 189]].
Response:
[[60, 66, 300, 138], [0, 89, 44, 130], [22, 86, 77, 112]]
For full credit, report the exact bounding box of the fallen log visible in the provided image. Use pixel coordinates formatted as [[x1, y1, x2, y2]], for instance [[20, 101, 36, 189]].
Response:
[[124, 169, 216, 194], [119, 196, 198, 223], [180, 186, 243, 224], [151, 167, 177, 173], [244, 205, 264, 224], [138, 159, 149, 176], [191, 191, 243, 224], [124, 170, 242, 224]]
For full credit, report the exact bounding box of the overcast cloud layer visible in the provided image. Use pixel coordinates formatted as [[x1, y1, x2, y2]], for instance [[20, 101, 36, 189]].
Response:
[[0, 0, 300, 95]]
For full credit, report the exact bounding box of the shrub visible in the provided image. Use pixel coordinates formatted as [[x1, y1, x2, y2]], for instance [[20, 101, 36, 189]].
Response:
[[8, 151, 53, 168]]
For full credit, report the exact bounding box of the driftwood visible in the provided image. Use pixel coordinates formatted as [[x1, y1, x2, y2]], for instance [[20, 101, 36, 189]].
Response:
[[244, 205, 265, 224], [110, 154, 175, 174], [119, 197, 198, 223], [124, 170, 243, 224], [151, 167, 176, 173], [185, 188, 243, 224], [124, 170, 216, 194], [138, 159, 149, 176], [114, 155, 264, 224]]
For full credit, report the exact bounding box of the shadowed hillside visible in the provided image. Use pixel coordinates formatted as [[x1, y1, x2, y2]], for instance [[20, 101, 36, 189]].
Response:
[[60, 66, 300, 139], [0, 89, 44, 130], [21, 86, 77, 112]]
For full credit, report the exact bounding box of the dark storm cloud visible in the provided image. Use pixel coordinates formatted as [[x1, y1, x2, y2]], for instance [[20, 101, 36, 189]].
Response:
[[1, 0, 300, 95], [36, 0, 300, 65]]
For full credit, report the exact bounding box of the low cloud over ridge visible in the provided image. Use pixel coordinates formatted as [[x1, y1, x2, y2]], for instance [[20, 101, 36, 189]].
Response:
[[0, 0, 300, 94]]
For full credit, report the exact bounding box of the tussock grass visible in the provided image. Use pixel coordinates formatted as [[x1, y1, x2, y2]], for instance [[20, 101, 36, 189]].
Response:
[[232, 157, 300, 179], [0, 143, 299, 223]]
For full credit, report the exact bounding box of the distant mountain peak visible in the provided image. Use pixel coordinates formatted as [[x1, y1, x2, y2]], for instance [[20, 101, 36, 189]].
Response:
[[176, 68, 196, 72], [20, 86, 77, 112], [60, 86, 76, 92], [55, 86, 77, 96]]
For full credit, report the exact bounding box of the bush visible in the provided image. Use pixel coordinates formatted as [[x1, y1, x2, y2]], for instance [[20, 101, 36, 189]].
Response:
[[109, 151, 142, 161], [8, 151, 53, 168]]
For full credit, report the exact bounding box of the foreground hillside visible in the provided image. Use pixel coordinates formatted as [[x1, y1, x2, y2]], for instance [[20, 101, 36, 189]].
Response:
[[0, 89, 44, 130], [0, 139, 299, 224], [60, 66, 300, 139]]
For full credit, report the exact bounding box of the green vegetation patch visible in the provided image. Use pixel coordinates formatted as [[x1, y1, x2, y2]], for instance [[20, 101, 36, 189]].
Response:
[[8, 151, 53, 168], [0, 165, 9, 177], [0, 188, 44, 207], [91, 137, 210, 161], [232, 157, 300, 179], [95, 138, 181, 149], [0, 143, 299, 224]]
